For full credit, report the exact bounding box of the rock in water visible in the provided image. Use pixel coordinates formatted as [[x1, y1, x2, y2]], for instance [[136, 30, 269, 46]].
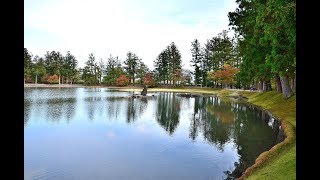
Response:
[[141, 85, 147, 96]]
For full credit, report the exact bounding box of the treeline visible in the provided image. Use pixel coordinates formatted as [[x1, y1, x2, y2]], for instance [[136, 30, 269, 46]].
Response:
[[24, 50, 79, 84], [187, 0, 295, 98], [228, 0, 296, 98], [24, 0, 295, 98], [24, 42, 188, 87], [189, 30, 240, 88], [24, 48, 154, 86]]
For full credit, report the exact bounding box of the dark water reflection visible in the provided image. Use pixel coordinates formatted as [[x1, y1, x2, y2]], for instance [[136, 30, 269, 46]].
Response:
[[24, 88, 284, 180], [156, 93, 181, 135]]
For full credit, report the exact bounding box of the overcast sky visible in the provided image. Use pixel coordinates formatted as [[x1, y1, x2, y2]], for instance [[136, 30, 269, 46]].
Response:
[[25, 0, 237, 70]]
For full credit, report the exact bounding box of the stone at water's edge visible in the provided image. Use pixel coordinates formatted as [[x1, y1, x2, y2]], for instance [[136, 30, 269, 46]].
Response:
[[141, 85, 147, 96]]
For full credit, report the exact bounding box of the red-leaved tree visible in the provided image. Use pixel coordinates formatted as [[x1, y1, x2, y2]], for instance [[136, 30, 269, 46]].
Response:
[[208, 64, 238, 88], [116, 74, 129, 86], [143, 72, 155, 87], [46, 74, 59, 84]]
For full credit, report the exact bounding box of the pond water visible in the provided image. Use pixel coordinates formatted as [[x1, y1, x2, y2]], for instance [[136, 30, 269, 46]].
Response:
[[24, 87, 284, 180]]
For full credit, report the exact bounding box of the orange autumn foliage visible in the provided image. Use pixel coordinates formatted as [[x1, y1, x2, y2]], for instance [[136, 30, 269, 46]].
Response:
[[208, 64, 238, 87], [143, 72, 155, 87], [116, 74, 129, 86], [46, 74, 59, 84]]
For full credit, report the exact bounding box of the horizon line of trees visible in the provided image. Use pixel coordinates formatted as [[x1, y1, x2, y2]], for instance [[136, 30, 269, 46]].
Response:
[[25, 0, 295, 98], [24, 48, 155, 87]]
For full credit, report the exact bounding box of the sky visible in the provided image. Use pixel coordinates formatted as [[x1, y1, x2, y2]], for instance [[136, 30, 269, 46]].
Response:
[[24, 0, 238, 71]]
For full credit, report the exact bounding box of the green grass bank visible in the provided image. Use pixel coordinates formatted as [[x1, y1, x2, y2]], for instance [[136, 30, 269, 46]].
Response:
[[236, 91, 296, 180]]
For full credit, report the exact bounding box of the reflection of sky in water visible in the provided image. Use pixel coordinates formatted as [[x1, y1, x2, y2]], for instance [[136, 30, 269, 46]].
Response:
[[24, 88, 282, 180]]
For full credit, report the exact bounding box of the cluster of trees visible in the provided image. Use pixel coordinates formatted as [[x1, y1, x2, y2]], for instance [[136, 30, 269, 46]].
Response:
[[186, 0, 295, 98], [24, 48, 79, 84], [153, 42, 185, 86], [190, 30, 240, 88], [228, 0, 296, 98], [25, 0, 295, 98], [24, 48, 156, 87], [83, 52, 151, 86]]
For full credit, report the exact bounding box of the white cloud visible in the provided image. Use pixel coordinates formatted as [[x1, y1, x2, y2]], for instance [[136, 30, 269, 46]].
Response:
[[25, 0, 237, 70]]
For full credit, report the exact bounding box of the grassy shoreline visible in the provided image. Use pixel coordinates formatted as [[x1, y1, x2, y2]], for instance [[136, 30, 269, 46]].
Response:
[[24, 84, 296, 179]]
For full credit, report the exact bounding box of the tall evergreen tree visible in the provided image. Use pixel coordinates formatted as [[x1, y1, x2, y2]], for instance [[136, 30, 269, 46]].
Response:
[[168, 42, 182, 85], [154, 42, 182, 86], [154, 50, 169, 85], [24, 48, 33, 83], [124, 52, 140, 84], [191, 39, 203, 86], [63, 51, 78, 84], [44, 51, 64, 84], [103, 55, 124, 85], [82, 53, 99, 85], [31, 55, 46, 84], [136, 60, 149, 84]]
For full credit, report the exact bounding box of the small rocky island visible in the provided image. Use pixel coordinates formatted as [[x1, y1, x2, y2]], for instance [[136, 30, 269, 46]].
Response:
[[141, 85, 147, 96], [130, 85, 155, 99]]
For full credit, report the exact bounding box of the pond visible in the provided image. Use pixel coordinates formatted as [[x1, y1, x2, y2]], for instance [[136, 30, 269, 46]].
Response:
[[24, 87, 285, 180]]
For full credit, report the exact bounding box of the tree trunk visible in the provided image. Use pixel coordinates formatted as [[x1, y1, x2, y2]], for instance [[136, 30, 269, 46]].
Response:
[[293, 74, 296, 93], [280, 75, 293, 99], [262, 80, 267, 91], [275, 74, 282, 93], [257, 81, 262, 91], [267, 80, 272, 91], [255, 81, 259, 90], [35, 75, 38, 84], [58, 75, 61, 85], [291, 74, 296, 93]]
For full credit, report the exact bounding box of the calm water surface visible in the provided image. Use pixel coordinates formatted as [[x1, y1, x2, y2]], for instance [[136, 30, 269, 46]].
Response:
[[24, 87, 284, 180]]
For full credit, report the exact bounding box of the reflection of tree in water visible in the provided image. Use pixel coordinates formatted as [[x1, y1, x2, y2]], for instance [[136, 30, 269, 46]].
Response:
[[223, 103, 282, 179], [106, 97, 120, 121], [44, 97, 77, 123], [24, 100, 31, 127], [64, 98, 76, 123], [156, 92, 181, 135], [188, 96, 233, 147], [126, 98, 136, 123], [200, 97, 234, 150], [46, 98, 64, 123], [186, 96, 284, 179], [125, 97, 149, 123], [139, 97, 148, 115], [85, 97, 102, 121], [189, 97, 207, 140], [105, 96, 149, 123]]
